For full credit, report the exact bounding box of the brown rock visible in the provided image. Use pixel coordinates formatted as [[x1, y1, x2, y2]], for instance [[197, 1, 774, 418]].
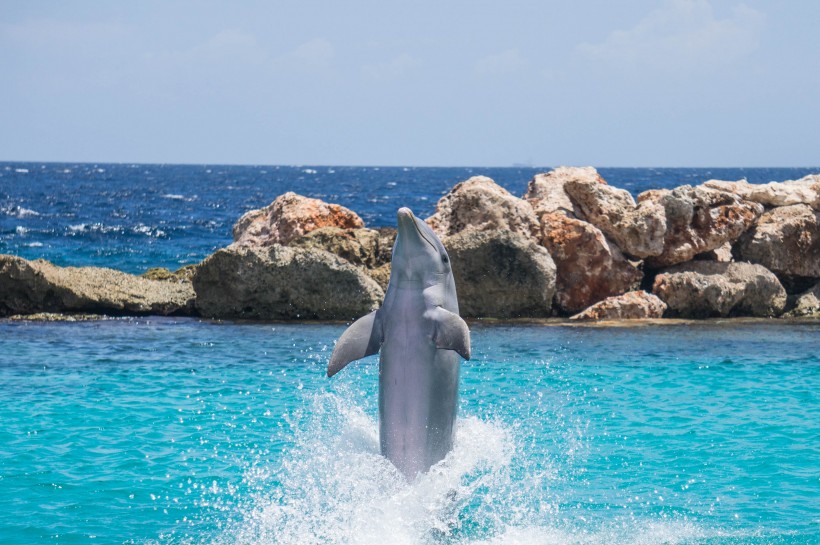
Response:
[[233, 192, 364, 246], [539, 212, 642, 314], [652, 261, 787, 318], [443, 229, 556, 318], [693, 242, 733, 262], [639, 185, 763, 268], [523, 166, 605, 218], [704, 175, 820, 209], [427, 176, 539, 239], [289, 227, 395, 269], [142, 265, 198, 283], [192, 244, 383, 320], [570, 291, 667, 321], [734, 204, 820, 280], [564, 179, 667, 258], [0, 254, 195, 316]]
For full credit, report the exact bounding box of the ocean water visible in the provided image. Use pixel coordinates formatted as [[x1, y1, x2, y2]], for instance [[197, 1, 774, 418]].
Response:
[[2, 162, 818, 273], [0, 319, 817, 544]]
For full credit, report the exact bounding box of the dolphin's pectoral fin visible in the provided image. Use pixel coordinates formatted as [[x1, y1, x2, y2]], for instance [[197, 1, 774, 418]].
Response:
[[430, 307, 471, 360], [327, 310, 383, 377]]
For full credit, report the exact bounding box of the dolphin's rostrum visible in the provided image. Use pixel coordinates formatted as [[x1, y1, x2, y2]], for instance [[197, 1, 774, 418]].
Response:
[[327, 207, 471, 478]]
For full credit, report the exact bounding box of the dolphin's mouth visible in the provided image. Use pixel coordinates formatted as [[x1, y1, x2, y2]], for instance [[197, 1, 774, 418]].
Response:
[[398, 208, 437, 252]]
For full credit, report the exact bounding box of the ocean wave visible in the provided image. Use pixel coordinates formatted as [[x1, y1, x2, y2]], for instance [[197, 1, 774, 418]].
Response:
[[67, 223, 167, 238], [2, 205, 41, 218]]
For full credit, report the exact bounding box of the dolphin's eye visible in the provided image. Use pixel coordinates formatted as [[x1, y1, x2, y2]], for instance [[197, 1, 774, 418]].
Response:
[[441, 254, 449, 264]]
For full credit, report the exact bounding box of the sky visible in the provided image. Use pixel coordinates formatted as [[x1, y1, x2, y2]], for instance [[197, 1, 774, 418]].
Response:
[[1, 0, 818, 167]]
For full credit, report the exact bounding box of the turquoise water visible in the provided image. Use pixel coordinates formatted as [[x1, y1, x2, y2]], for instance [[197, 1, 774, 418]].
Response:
[[0, 319, 817, 544]]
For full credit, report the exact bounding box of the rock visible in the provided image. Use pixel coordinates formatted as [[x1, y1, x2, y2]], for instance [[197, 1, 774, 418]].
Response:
[[427, 176, 539, 240], [570, 291, 667, 321], [638, 185, 763, 268], [539, 212, 642, 314], [704, 175, 820, 209], [233, 192, 364, 246], [523, 166, 605, 218], [693, 242, 733, 262], [785, 282, 820, 317], [652, 261, 787, 318], [8, 312, 108, 322], [142, 265, 198, 283], [734, 204, 820, 280], [0, 254, 195, 317], [534, 174, 762, 266], [442, 230, 556, 318], [564, 178, 667, 258], [192, 244, 383, 320], [289, 227, 395, 269]]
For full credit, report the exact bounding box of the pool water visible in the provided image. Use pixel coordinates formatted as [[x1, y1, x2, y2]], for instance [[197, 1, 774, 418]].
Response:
[[0, 319, 817, 544]]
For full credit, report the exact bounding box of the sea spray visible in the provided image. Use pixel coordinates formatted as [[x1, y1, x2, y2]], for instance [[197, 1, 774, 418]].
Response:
[[211, 390, 520, 545]]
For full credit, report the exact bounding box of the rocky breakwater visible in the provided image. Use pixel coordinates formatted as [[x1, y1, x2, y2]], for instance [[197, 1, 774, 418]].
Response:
[[3, 169, 819, 322], [0, 255, 194, 317]]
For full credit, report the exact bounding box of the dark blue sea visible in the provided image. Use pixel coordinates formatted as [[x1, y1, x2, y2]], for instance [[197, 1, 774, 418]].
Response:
[[1, 163, 818, 545], [2, 162, 818, 273]]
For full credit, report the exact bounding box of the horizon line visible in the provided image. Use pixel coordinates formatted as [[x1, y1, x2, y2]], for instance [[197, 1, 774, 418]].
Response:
[[2, 159, 819, 171]]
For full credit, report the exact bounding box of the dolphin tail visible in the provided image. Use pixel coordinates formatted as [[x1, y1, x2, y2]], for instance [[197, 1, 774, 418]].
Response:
[[429, 307, 471, 360], [327, 310, 383, 377]]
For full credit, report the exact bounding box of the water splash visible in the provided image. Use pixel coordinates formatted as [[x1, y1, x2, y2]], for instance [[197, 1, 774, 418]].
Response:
[[201, 392, 520, 545], [193, 391, 725, 545]]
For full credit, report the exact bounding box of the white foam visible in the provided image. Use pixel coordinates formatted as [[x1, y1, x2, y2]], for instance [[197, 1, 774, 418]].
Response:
[[163, 194, 186, 200], [2, 205, 40, 218], [15, 168, 29, 174], [209, 393, 517, 545]]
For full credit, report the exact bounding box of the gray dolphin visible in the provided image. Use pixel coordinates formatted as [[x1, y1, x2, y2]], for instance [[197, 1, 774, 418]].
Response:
[[327, 207, 471, 479]]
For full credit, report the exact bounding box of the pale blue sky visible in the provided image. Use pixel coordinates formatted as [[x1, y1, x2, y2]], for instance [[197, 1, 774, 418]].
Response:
[[1, 0, 818, 166]]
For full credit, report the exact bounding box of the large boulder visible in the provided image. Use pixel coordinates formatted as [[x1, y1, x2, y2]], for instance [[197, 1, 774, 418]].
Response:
[[233, 192, 364, 246], [427, 176, 539, 240], [192, 244, 383, 320], [563, 178, 667, 258], [570, 291, 667, 321], [523, 166, 605, 218], [0, 254, 194, 316], [539, 212, 642, 314], [638, 185, 763, 268], [704, 175, 820, 209], [652, 261, 787, 318], [734, 204, 820, 280], [443, 230, 556, 318]]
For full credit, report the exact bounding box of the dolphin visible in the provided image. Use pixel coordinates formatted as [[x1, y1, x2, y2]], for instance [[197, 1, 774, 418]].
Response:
[[327, 207, 471, 479]]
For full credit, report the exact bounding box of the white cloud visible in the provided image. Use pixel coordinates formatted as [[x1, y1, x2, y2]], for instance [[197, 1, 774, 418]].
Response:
[[361, 53, 422, 80], [577, 0, 765, 72], [473, 48, 529, 76], [272, 38, 335, 72]]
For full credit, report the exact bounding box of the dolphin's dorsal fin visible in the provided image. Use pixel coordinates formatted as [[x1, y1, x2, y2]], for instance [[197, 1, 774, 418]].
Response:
[[327, 310, 383, 377], [430, 307, 471, 360]]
